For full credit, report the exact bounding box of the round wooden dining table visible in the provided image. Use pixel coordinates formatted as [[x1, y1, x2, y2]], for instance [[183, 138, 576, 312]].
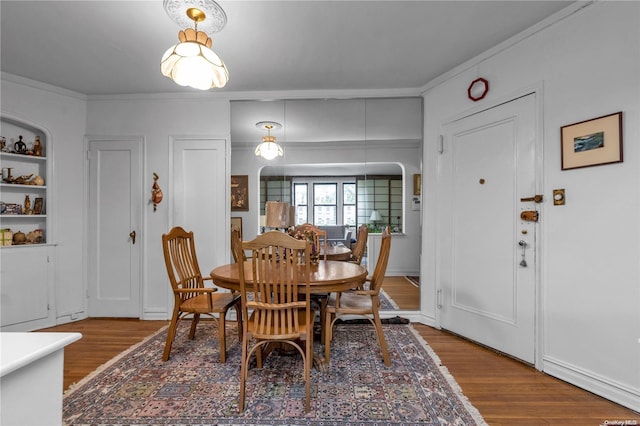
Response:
[[210, 260, 367, 293], [321, 244, 352, 261]]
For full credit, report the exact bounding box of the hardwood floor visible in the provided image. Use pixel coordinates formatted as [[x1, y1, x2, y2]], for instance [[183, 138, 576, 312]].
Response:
[[43, 317, 638, 424], [40, 318, 168, 391], [381, 275, 420, 310], [412, 324, 639, 425]]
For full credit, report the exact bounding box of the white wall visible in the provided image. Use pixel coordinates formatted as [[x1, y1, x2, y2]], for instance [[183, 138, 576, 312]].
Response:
[[421, 1, 640, 410], [85, 97, 231, 318], [1, 76, 87, 322]]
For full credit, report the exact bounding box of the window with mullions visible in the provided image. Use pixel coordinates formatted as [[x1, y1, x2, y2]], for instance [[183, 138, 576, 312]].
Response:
[[260, 174, 402, 232], [343, 183, 356, 226], [293, 183, 308, 225], [260, 177, 291, 215], [313, 183, 337, 225], [357, 176, 402, 232]]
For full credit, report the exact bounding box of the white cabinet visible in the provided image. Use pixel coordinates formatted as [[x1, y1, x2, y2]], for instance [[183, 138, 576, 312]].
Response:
[[1, 116, 55, 330], [1, 332, 82, 425], [0, 241, 55, 330]]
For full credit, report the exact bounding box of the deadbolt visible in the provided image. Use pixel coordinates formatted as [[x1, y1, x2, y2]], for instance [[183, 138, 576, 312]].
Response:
[[520, 211, 539, 222]]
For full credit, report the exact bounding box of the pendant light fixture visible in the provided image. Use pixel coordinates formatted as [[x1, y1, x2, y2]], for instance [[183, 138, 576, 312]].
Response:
[[161, 0, 229, 90], [255, 121, 284, 160]]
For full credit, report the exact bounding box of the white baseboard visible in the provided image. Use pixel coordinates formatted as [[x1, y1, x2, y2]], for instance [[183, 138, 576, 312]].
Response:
[[543, 355, 640, 413]]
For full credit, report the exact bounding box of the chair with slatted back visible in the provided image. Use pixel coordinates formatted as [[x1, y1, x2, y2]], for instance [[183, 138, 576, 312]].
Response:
[[162, 226, 242, 363], [324, 226, 392, 366], [231, 226, 246, 263], [236, 230, 315, 412], [349, 224, 369, 265]]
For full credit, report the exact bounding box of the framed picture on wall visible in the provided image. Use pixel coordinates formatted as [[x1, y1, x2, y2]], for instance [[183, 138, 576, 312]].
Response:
[[413, 174, 421, 195], [561, 112, 623, 170], [231, 175, 249, 211], [231, 217, 243, 239]]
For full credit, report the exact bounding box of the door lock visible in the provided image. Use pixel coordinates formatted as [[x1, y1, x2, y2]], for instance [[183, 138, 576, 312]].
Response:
[[129, 230, 136, 244], [520, 211, 539, 222]]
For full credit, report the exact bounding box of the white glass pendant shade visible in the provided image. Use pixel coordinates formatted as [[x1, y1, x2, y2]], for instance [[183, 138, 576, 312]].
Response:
[[254, 121, 284, 160], [255, 140, 284, 160], [161, 28, 229, 90]]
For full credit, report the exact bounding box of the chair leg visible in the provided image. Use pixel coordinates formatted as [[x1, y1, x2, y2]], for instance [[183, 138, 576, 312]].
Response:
[[189, 313, 200, 339], [234, 301, 243, 342], [324, 310, 333, 363], [162, 308, 180, 362], [238, 333, 248, 412], [319, 295, 327, 344], [218, 311, 227, 363], [305, 335, 312, 413], [371, 306, 391, 366]]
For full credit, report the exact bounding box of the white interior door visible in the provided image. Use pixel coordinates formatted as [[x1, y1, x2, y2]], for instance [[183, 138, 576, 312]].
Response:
[[438, 94, 538, 363], [87, 137, 142, 317], [171, 137, 228, 272]]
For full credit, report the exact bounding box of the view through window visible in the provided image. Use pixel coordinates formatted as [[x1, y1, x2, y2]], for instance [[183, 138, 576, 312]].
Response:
[[260, 170, 402, 233]]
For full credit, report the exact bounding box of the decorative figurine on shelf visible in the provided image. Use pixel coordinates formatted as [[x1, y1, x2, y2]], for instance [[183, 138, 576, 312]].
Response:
[[12, 230, 26, 245], [0, 136, 6, 152], [33, 136, 43, 157], [30, 175, 45, 186], [23, 195, 31, 215], [151, 172, 163, 212], [14, 135, 26, 154]]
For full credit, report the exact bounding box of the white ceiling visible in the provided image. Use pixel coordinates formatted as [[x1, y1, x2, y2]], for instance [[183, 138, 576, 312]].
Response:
[[1, 1, 575, 96]]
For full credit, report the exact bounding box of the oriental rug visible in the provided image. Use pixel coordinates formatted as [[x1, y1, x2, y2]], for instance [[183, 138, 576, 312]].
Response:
[[63, 322, 487, 426], [379, 288, 399, 310]]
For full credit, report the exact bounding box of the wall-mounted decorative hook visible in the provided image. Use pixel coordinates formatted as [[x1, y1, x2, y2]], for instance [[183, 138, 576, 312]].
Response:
[[151, 172, 163, 212]]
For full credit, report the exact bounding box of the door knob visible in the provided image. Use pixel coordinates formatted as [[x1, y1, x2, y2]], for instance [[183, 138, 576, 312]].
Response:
[[129, 230, 136, 244]]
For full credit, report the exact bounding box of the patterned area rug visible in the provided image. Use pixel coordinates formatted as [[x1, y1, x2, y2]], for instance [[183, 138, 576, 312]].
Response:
[[63, 322, 487, 426], [379, 288, 398, 310], [406, 276, 420, 287]]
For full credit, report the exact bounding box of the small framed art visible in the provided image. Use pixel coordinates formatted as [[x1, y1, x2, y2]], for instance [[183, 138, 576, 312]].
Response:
[[231, 175, 249, 211], [561, 112, 623, 170], [33, 197, 44, 215], [413, 174, 421, 196], [231, 217, 243, 239]]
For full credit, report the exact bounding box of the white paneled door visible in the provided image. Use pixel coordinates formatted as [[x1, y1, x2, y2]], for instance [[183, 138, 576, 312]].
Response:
[[171, 137, 228, 273], [87, 137, 143, 317], [438, 94, 538, 364]]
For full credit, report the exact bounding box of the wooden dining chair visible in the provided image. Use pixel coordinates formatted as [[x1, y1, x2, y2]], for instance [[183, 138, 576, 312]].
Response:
[[349, 224, 369, 265], [324, 226, 392, 366], [162, 226, 242, 363], [236, 230, 315, 412], [231, 226, 246, 263]]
